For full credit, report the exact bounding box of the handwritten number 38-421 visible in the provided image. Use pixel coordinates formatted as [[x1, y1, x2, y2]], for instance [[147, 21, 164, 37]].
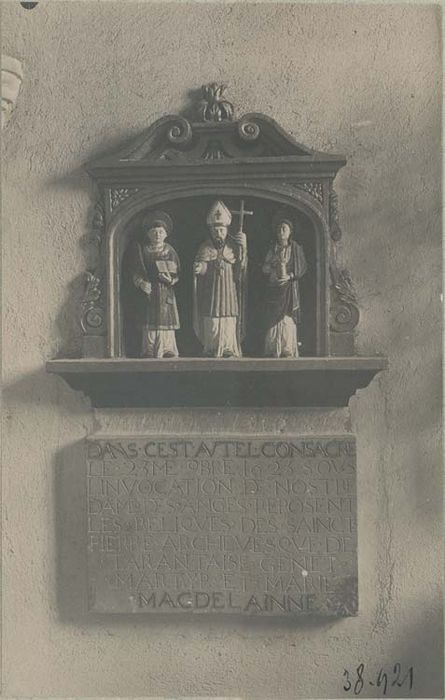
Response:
[[343, 663, 414, 695]]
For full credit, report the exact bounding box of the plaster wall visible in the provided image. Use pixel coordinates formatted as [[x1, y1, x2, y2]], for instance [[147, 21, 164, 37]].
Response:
[[1, 2, 442, 698]]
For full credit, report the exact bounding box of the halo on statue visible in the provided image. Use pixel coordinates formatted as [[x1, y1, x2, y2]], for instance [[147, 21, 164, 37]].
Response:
[[141, 209, 174, 236]]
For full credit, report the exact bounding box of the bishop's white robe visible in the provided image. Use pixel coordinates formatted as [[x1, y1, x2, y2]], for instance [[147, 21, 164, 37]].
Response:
[[193, 239, 246, 357]]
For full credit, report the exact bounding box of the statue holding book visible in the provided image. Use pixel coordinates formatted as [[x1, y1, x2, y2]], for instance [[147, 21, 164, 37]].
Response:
[[131, 210, 180, 358]]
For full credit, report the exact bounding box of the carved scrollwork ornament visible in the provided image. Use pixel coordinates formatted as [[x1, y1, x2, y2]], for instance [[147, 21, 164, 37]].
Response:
[[330, 188, 342, 241], [82, 307, 104, 331], [331, 300, 359, 333], [110, 187, 139, 211], [90, 200, 105, 246], [295, 181, 324, 204], [167, 117, 193, 145], [330, 269, 360, 333], [237, 117, 261, 143], [81, 271, 106, 335]]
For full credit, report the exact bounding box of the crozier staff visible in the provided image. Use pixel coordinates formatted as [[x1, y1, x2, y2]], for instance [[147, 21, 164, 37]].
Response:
[[262, 214, 307, 357], [131, 210, 180, 358], [193, 200, 248, 357]]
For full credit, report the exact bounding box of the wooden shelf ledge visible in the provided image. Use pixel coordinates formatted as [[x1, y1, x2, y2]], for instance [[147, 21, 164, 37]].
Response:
[[46, 356, 388, 408]]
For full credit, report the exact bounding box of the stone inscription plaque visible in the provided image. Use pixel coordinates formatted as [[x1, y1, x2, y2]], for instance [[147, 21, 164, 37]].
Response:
[[87, 436, 358, 616]]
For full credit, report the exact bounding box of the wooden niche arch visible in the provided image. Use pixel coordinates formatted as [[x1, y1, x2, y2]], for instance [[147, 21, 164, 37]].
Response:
[[106, 185, 330, 358]]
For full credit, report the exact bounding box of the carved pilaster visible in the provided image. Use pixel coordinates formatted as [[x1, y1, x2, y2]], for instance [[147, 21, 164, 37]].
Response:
[[328, 181, 359, 353], [329, 187, 342, 241], [330, 268, 360, 333], [81, 271, 106, 334], [329, 266, 360, 355], [81, 200, 107, 357]]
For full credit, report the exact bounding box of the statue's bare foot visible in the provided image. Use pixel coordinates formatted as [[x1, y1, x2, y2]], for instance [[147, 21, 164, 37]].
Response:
[[222, 349, 234, 358], [162, 351, 176, 358]]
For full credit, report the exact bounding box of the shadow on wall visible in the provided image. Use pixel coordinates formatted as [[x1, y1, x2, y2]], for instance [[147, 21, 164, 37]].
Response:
[[391, 610, 444, 699], [54, 85, 202, 170], [55, 440, 344, 632], [3, 366, 89, 415], [345, 609, 444, 700], [52, 196, 107, 360], [54, 272, 85, 359]]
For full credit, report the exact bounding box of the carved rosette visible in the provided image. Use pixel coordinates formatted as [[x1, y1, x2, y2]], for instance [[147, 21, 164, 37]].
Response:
[[237, 117, 261, 143], [167, 116, 193, 145], [330, 269, 360, 333], [109, 187, 139, 212], [81, 200, 106, 336]]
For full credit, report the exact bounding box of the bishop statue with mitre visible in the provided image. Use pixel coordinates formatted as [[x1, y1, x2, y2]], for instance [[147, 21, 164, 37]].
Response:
[[193, 200, 248, 357]]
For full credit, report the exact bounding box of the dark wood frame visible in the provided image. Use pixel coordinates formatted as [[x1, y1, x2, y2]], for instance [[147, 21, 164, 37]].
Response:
[[46, 100, 387, 406]]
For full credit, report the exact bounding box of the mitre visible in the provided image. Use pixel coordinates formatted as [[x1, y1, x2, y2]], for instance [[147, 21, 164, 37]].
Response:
[[206, 200, 232, 227]]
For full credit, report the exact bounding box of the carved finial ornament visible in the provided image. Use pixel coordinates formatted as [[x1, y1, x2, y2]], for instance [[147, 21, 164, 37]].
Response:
[[199, 83, 234, 123]]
